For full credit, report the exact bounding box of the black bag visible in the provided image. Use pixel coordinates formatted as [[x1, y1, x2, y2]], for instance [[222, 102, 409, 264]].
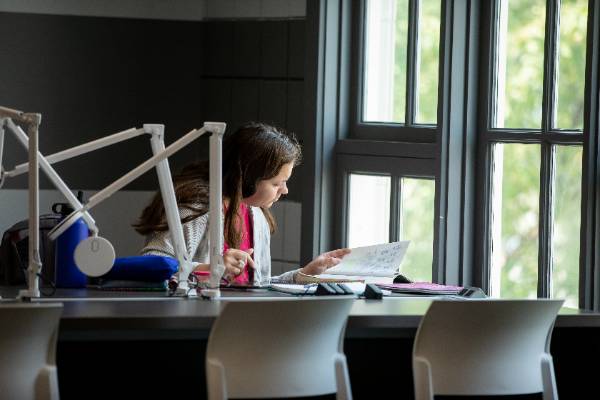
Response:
[[0, 214, 62, 286]]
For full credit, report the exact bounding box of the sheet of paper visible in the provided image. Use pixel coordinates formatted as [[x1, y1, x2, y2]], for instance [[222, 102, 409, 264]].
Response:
[[326, 241, 410, 277]]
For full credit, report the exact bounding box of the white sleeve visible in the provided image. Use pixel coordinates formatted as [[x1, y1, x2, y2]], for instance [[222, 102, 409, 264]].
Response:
[[140, 207, 208, 261], [271, 268, 301, 284]]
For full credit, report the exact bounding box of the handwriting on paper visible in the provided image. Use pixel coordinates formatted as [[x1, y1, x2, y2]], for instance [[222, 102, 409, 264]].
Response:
[[326, 241, 410, 277]]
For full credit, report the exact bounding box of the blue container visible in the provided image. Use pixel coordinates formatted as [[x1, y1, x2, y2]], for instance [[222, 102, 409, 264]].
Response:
[[54, 216, 89, 288]]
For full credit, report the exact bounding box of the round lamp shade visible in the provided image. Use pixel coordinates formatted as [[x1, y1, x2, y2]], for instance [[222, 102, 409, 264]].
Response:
[[74, 236, 115, 277]]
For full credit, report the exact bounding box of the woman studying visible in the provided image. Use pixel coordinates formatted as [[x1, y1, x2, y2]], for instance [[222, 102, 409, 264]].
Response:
[[134, 122, 350, 285]]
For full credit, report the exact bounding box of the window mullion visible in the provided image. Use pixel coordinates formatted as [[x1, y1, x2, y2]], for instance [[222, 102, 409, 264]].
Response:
[[390, 177, 401, 242], [538, 0, 560, 298], [541, 0, 560, 132], [581, 0, 600, 311], [538, 143, 555, 298], [406, 0, 420, 125]]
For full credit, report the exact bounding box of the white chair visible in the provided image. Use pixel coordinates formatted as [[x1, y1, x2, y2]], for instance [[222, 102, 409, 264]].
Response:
[[412, 299, 563, 400], [205, 297, 354, 400], [0, 302, 63, 400]]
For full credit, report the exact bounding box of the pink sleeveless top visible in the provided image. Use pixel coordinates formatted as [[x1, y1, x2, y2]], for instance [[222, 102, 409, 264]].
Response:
[[223, 203, 254, 284]]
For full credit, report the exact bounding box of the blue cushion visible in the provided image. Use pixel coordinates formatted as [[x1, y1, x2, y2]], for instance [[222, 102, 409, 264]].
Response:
[[101, 255, 179, 282]]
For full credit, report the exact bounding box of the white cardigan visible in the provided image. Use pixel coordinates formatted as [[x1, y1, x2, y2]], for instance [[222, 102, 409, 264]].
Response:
[[140, 204, 298, 285]]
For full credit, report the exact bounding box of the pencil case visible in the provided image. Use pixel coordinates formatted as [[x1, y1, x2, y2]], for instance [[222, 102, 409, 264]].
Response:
[[100, 255, 178, 282]]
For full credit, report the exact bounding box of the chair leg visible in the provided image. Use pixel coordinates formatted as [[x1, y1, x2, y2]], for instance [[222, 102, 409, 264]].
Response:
[[334, 354, 353, 400], [35, 365, 59, 400], [413, 357, 434, 400], [206, 358, 228, 400], [541, 354, 558, 400]]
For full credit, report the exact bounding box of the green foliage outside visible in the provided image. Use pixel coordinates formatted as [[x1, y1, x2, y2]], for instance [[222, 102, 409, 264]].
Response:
[[495, 0, 586, 305], [501, 0, 546, 128], [400, 178, 434, 282], [391, 0, 439, 123], [556, 0, 587, 129], [393, 0, 409, 122], [367, 0, 586, 304], [552, 146, 582, 307], [416, 0, 440, 124], [496, 144, 541, 298]]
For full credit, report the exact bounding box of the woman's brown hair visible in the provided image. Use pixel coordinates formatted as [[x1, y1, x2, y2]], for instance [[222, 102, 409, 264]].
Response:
[[133, 122, 302, 249]]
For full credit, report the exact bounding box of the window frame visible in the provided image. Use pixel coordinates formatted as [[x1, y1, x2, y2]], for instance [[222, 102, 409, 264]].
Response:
[[349, 0, 438, 142], [474, 0, 599, 307], [332, 0, 479, 287], [335, 153, 437, 246], [304, 0, 600, 309]]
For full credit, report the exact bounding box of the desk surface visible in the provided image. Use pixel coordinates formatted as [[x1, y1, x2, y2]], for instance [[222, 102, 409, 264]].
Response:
[[1, 287, 599, 340]]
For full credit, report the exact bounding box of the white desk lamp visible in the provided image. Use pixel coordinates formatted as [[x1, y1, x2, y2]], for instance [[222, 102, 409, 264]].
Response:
[[0, 106, 226, 298], [46, 122, 227, 298], [0, 106, 43, 299]]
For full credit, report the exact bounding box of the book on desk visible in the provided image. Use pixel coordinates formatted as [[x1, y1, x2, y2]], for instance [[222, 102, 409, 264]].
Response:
[[270, 282, 471, 297], [270, 240, 485, 297], [294, 241, 409, 285]]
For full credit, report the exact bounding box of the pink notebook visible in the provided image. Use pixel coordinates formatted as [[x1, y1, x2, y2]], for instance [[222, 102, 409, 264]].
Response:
[[377, 282, 463, 295]]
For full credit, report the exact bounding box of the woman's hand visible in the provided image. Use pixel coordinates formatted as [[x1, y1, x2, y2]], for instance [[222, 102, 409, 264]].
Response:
[[222, 248, 255, 282], [300, 248, 351, 276]]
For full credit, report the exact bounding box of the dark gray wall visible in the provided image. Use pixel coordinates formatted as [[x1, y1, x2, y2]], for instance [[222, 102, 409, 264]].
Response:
[[200, 19, 305, 202], [0, 12, 206, 190], [0, 12, 305, 202]]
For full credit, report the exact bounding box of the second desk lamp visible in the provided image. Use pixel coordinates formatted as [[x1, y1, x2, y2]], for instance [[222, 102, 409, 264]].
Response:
[[1, 108, 226, 298]]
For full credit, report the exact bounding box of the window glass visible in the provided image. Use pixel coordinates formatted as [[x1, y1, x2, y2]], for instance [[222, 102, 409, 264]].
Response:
[[415, 0, 441, 124], [490, 143, 540, 298], [399, 177, 434, 281], [363, 0, 409, 123], [493, 0, 546, 129], [348, 174, 391, 248], [556, 0, 588, 129], [552, 145, 582, 308]]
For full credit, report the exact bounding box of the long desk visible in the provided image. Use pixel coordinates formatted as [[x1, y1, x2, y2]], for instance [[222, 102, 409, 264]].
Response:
[[2, 288, 599, 399]]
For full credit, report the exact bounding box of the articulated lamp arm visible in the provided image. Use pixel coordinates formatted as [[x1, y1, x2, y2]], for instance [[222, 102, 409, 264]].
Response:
[[47, 122, 227, 297], [0, 106, 43, 298]]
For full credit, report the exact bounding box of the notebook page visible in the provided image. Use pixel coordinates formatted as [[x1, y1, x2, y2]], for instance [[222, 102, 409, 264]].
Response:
[[326, 241, 410, 277]]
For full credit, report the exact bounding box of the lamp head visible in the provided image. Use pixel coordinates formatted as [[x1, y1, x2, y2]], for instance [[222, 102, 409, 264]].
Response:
[[74, 236, 115, 277]]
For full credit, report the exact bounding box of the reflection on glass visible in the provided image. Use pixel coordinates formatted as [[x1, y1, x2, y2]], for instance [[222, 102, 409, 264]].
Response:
[[490, 143, 540, 298], [416, 0, 441, 124], [552, 145, 582, 308], [399, 178, 434, 281], [494, 0, 546, 129], [347, 174, 391, 248], [556, 0, 587, 129], [363, 0, 408, 123]]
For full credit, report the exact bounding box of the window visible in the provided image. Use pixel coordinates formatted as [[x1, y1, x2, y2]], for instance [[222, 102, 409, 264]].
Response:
[[482, 0, 588, 307], [345, 173, 435, 281], [399, 177, 434, 281], [347, 174, 391, 247], [353, 0, 442, 140], [314, 0, 599, 309], [338, 0, 441, 279], [338, 155, 436, 281]]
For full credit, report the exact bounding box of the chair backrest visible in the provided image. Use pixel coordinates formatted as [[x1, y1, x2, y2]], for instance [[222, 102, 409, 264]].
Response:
[[413, 299, 563, 397], [206, 297, 354, 399], [0, 302, 63, 400]]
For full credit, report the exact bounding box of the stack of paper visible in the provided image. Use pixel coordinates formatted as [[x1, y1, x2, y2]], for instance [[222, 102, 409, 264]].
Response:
[[377, 282, 463, 295]]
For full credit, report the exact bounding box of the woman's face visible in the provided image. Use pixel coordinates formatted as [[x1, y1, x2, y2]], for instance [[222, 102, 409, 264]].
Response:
[[243, 162, 294, 208]]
